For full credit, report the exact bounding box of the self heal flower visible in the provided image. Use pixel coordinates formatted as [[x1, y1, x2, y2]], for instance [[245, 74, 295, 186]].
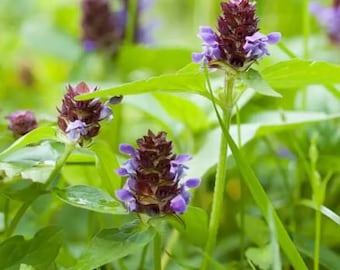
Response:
[[310, 1, 340, 44], [115, 130, 200, 216], [81, 0, 123, 52], [81, 0, 154, 53], [192, 0, 280, 70], [57, 82, 122, 144], [6, 110, 38, 137]]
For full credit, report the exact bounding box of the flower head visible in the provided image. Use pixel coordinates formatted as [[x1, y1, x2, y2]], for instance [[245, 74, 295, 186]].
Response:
[[81, 0, 153, 53], [57, 81, 122, 144], [192, 0, 281, 70], [6, 110, 38, 137], [310, 1, 340, 44], [115, 130, 200, 216]]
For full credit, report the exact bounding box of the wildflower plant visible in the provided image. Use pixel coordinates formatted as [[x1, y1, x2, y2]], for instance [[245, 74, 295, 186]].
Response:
[[1, 0, 340, 270]]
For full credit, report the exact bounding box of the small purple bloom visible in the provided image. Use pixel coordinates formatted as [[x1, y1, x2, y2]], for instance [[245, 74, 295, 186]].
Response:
[[99, 104, 112, 120], [83, 39, 96, 52], [192, 26, 221, 64], [244, 32, 281, 58], [6, 110, 38, 137], [65, 120, 88, 141], [184, 178, 201, 188], [310, 1, 340, 44], [119, 144, 137, 156], [170, 195, 187, 214]]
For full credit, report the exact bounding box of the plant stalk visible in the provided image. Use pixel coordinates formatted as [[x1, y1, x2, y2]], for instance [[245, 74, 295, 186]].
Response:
[[201, 72, 234, 270], [153, 231, 162, 270]]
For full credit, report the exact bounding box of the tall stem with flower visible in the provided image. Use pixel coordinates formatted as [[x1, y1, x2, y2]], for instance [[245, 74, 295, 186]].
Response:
[[192, 1, 281, 268]]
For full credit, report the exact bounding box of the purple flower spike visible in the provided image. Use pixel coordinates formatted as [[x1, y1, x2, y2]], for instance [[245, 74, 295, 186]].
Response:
[[115, 130, 200, 216], [119, 144, 136, 156], [170, 195, 187, 214], [57, 81, 121, 145], [192, 0, 281, 70], [6, 110, 38, 137], [310, 1, 340, 44]]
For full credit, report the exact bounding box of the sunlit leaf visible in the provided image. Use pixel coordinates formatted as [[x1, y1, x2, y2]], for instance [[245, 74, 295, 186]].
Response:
[[53, 185, 127, 215], [70, 220, 155, 270], [262, 59, 340, 89], [75, 63, 208, 100], [0, 126, 56, 159]]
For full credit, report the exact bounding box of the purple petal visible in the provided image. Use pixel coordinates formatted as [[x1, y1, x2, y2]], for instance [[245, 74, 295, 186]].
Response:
[[119, 144, 136, 155], [174, 154, 192, 163], [199, 26, 215, 34], [267, 32, 281, 44], [116, 189, 134, 201], [246, 32, 267, 42], [184, 178, 201, 188], [192, 53, 204, 63], [170, 195, 187, 214], [83, 40, 96, 51], [115, 167, 129, 176], [99, 105, 112, 120], [65, 120, 87, 141]]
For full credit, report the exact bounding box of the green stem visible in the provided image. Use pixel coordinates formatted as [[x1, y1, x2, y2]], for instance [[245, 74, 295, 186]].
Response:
[[161, 229, 179, 270], [302, 0, 310, 110], [314, 206, 321, 270], [138, 244, 149, 270], [5, 142, 76, 237], [125, 0, 138, 45], [236, 104, 245, 266], [201, 71, 234, 270], [153, 231, 162, 270]]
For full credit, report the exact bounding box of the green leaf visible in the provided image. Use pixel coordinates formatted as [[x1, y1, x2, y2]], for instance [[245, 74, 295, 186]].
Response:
[[295, 234, 340, 270], [168, 206, 209, 247], [53, 185, 127, 215], [0, 226, 63, 270], [153, 93, 210, 132], [299, 199, 340, 225], [0, 179, 47, 202], [70, 220, 155, 270], [75, 63, 208, 100], [262, 59, 340, 89], [242, 69, 282, 97], [237, 214, 269, 246], [246, 244, 272, 270], [224, 131, 308, 270], [90, 141, 121, 197], [0, 126, 56, 159]]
